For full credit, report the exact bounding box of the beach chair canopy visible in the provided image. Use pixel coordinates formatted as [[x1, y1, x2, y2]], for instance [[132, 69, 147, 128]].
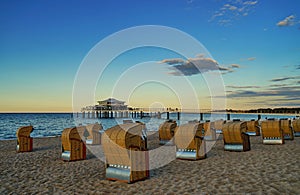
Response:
[[261, 120, 284, 144], [102, 123, 149, 183], [61, 127, 86, 161], [245, 120, 260, 136], [280, 119, 294, 140], [159, 120, 177, 141], [222, 121, 247, 144], [203, 121, 217, 140], [16, 125, 33, 138], [61, 127, 82, 151], [16, 125, 34, 152], [174, 122, 203, 150], [104, 123, 145, 149], [86, 123, 103, 139], [213, 119, 226, 130], [75, 126, 89, 140], [222, 121, 250, 151], [292, 119, 300, 136]]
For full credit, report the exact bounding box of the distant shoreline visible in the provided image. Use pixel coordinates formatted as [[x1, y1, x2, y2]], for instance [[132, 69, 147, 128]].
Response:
[[0, 110, 299, 116]]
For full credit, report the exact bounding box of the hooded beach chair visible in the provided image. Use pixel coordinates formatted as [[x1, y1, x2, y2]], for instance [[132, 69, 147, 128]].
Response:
[[292, 119, 300, 137], [174, 122, 206, 160], [222, 121, 250, 152], [261, 119, 284, 144], [85, 123, 103, 145], [102, 123, 149, 183], [123, 119, 133, 124], [16, 126, 34, 152], [75, 125, 89, 142], [203, 120, 216, 140], [61, 127, 86, 161], [245, 120, 260, 136], [280, 119, 294, 140], [213, 119, 226, 134], [158, 120, 177, 145]]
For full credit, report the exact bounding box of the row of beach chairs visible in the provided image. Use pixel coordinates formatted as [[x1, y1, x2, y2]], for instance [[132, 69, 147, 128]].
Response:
[[16, 118, 300, 183], [159, 118, 299, 149]]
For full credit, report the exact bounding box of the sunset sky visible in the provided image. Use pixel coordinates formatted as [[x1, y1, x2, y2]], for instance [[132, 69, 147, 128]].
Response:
[[0, 0, 299, 112]]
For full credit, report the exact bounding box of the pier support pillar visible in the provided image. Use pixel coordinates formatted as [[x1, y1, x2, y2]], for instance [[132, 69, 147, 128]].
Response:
[[227, 113, 230, 121], [200, 113, 203, 121]]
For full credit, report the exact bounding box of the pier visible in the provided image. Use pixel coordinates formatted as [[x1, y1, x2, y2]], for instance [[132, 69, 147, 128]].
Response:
[[77, 108, 265, 122]]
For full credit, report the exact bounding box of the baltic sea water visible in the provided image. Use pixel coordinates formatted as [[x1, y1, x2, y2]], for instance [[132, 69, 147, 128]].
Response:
[[0, 112, 297, 140]]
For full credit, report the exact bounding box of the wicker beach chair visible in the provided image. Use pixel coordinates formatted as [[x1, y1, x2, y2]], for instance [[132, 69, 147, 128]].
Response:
[[76, 126, 89, 142], [16, 126, 34, 152], [203, 121, 216, 140], [174, 122, 206, 160], [222, 121, 250, 152], [261, 119, 284, 144], [85, 123, 103, 145], [213, 119, 226, 134], [292, 119, 300, 137], [123, 119, 133, 124], [102, 123, 149, 183], [245, 120, 260, 136], [280, 119, 294, 140], [61, 127, 86, 161], [158, 120, 177, 145]]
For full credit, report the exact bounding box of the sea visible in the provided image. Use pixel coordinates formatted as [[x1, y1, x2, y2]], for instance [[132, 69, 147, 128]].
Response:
[[0, 112, 298, 140]]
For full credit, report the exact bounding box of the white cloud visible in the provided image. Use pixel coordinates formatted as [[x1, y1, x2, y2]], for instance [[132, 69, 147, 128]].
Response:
[[247, 57, 256, 61], [210, 0, 258, 26], [243, 1, 258, 5], [277, 15, 296, 27]]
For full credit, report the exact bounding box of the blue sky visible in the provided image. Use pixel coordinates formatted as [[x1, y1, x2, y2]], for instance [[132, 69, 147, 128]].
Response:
[[0, 0, 299, 112]]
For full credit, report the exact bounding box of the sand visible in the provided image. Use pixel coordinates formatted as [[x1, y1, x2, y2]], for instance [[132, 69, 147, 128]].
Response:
[[1, 133, 300, 194]]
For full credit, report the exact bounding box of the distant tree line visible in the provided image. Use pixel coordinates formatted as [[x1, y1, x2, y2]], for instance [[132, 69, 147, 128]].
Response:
[[226, 107, 300, 114]]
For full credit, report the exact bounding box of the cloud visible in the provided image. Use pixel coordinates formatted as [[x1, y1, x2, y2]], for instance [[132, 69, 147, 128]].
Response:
[[159, 56, 238, 76], [269, 84, 288, 88], [270, 76, 299, 82], [227, 88, 300, 99], [224, 4, 238, 11], [210, 0, 258, 26], [227, 85, 260, 89], [212, 84, 300, 108], [231, 64, 241, 68], [277, 15, 296, 27], [270, 77, 291, 82], [218, 66, 231, 71], [247, 57, 256, 61], [159, 58, 185, 65], [161, 57, 220, 76], [225, 83, 300, 107], [227, 85, 300, 98], [186, 0, 194, 4], [243, 1, 258, 5]]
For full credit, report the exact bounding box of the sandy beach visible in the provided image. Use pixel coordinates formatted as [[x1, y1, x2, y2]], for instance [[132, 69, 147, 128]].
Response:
[[1, 133, 300, 195]]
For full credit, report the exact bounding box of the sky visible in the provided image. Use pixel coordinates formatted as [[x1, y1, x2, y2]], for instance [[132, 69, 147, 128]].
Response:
[[0, 0, 300, 112]]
